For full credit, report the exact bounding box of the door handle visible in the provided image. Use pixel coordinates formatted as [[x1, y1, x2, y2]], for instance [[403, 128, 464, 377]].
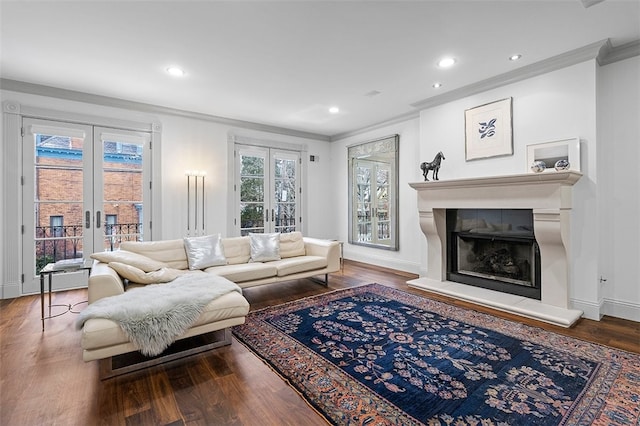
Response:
[[265, 208, 269, 222], [96, 211, 101, 228], [272, 209, 275, 222], [85, 211, 91, 228]]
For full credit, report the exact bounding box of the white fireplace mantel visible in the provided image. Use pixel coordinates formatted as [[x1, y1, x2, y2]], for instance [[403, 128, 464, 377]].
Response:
[[408, 171, 584, 327]]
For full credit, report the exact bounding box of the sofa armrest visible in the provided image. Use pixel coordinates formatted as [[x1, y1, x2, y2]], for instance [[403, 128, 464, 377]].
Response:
[[88, 261, 125, 304], [303, 238, 341, 273]]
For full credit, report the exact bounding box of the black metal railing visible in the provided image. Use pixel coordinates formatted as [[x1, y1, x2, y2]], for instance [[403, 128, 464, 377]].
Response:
[[104, 222, 143, 251], [35, 225, 83, 272], [35, 223, 142, 272]]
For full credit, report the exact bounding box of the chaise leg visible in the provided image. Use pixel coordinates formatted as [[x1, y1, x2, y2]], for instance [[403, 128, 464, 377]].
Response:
[[98, 328, 232, 380], [309, 274, 329, 286]]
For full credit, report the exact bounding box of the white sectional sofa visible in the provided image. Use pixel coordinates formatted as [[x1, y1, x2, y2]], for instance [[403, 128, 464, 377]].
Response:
[[80, 232, 340, 376]]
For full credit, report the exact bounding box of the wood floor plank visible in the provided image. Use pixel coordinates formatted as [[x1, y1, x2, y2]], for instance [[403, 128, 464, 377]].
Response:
[[1, 259, 638, 426]]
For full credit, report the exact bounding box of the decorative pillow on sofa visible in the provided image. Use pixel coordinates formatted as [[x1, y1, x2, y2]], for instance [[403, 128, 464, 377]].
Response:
[[279, 231, 306, 258], [184, 234, 227, 270], [109, 262, 180, 284], [90, 250, 168, 272], [249, 232, 281, 262]]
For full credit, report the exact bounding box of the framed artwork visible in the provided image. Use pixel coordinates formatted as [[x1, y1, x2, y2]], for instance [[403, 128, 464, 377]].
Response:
[[526, 137, 581, 173], [465, 97, 513, 161]]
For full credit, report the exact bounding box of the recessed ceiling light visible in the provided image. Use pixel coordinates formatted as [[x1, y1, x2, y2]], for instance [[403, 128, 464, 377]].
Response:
[[432, 82, 442, 88], [166, 66, 186, 77], [509, 54, 522, 61], [437, 57, 456, 68], [329, 106, 340, 114]]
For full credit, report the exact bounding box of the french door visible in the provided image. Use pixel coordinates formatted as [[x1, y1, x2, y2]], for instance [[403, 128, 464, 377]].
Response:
[[235, 145, 301, 236], [22, 118, 151, 293]]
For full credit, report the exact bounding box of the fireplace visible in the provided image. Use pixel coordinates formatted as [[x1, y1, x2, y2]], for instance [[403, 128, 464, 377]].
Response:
[[408, 171, 584, 327], [446, 209, 541, 300]]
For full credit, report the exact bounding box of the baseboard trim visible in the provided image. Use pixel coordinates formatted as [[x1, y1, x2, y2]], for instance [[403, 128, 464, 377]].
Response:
[[1, 282, 21, 299], [344, 252, 421, 275], [570, 298, 603, 321], [602, 298, 640, 323]]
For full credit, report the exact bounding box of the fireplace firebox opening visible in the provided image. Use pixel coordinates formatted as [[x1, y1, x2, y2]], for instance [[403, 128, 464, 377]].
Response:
[[446, 209, 541, 300]]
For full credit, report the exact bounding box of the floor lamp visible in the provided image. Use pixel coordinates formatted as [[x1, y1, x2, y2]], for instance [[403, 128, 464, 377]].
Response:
[[186, 170, 206, 236]]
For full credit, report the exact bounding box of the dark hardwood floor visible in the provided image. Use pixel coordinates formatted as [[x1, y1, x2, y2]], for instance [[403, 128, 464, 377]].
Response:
[[1, 260, 638, 425]]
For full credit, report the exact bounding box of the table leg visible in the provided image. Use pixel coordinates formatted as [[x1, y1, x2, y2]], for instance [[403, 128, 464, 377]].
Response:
[[48, 272, 53, 318], [40, 272, 45, 332]]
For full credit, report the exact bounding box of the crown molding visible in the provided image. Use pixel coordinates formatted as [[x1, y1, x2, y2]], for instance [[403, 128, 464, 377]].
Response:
[[580, 0, 605, 8], [410, 40, 610, 111], [330, 110, 420, 142], [598, 39, 640, 66], [0, 79, 331, 142]]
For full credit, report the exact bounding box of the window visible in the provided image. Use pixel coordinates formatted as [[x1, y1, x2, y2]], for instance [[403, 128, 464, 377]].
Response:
[[348, 135, 399, 250], [50, 215, 63, 238]]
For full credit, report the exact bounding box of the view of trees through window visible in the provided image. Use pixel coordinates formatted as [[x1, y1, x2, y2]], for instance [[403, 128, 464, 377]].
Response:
[[238, 148, 298, 236]]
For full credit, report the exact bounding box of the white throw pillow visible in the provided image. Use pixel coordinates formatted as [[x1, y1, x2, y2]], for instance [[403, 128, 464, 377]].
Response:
[[109, 262, 180, 284], [90, 250, 168, 272], [249, 232, 281, 262], [279, 231, 306, 258], [183, 234, 227, 270]]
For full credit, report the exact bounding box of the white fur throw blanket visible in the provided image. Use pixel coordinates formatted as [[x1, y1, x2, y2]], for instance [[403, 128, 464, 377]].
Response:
[[76, 273, 242, 356]]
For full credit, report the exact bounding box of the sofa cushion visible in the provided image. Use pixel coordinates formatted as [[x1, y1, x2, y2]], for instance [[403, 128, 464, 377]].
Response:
[[279, 231, 306, 258], [90, 250, 168, 272], [108, 262, 181, 284], [184, 234, 227, 270], [81, 291, 250, 350], [205, 262, 277, 283], [221, 236, 251, 265], [120, 239, 189, 270], [270, 256, 328, 277], [249, 232, 281, 262]]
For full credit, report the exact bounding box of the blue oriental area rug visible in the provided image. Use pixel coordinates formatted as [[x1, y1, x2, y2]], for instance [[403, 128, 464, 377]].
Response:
[[232, 284, 640, 425]]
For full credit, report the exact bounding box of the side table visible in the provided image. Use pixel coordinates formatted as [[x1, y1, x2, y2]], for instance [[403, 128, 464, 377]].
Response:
[[39, 258, 93, 331]]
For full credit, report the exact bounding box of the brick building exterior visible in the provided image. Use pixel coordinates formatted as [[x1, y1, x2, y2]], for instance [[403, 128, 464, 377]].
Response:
[[35, 136, 143, 266]]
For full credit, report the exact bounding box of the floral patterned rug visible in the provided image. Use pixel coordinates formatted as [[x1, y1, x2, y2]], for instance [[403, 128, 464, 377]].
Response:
[[232, 284, 640, 425]]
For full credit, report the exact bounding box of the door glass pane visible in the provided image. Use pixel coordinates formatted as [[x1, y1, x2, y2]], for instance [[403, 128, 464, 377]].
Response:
[[34, 133, 84, 273], [376, 166, 390, 241], [240, 154, 265, 235], [355, 164, 372, 242], [102, 140, 144, 250], [274, 157, 297, 233]]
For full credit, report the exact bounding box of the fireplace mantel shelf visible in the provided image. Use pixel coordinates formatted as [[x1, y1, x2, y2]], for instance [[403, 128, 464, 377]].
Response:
[[409, 170, 584, 327], [409, 170, 582, 190]]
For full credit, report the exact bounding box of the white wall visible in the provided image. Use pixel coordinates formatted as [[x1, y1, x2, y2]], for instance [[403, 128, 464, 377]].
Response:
[[331, 117, 423, 274], [1, 90, 333, 298], [598, 56, 640, 322]]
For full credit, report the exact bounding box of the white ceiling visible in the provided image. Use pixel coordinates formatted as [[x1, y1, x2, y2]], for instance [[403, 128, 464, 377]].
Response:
[[1, 1, 639, 139]]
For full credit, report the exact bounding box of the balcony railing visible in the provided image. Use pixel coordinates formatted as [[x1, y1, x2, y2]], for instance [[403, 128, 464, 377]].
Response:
[[35, 223, 142, 273], [104, 223, 143, 250]]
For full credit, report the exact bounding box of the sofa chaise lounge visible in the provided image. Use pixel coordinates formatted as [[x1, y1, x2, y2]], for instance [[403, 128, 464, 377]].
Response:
[[80, 232, 340, 377]]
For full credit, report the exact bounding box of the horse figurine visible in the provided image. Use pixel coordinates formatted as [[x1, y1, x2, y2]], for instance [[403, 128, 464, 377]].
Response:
[[420, 152, 445, 181]]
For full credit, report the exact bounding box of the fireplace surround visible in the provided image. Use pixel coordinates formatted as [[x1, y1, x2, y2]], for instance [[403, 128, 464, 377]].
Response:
[[408, 171, 583, 327]]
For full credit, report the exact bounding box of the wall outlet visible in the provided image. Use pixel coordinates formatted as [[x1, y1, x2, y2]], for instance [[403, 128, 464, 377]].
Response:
[[310, 155, 319, 162]]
